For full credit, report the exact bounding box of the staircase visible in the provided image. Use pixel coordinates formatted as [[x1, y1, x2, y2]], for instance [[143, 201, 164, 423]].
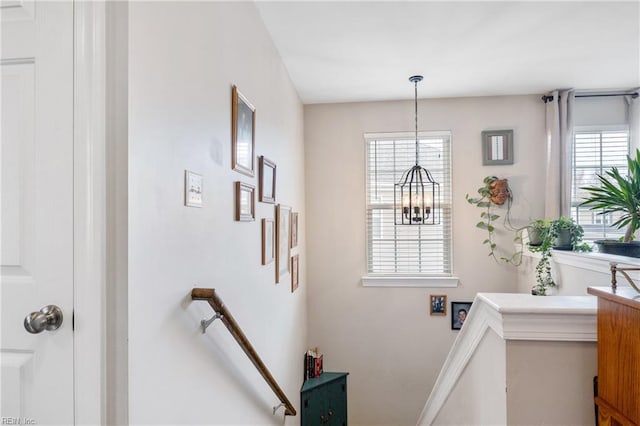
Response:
[[417, 293, 598, 426]]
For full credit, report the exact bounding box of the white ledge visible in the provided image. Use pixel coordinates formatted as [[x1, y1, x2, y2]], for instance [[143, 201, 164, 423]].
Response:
[[360, 275, 459, 287], [524, 249, 640, 283], [417, 292, 597, 426], [477, 292, 597, 341], [552, 250, 640, 272]]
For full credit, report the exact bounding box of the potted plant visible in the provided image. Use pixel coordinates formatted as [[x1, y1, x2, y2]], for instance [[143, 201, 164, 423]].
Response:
[[548, 216, 584, 249], [528, 221, 555, 295], [527, 219, 549, 246], [466, 176, 524, 265], [528, 216, 587, 295], [580, 149, 640, 257]]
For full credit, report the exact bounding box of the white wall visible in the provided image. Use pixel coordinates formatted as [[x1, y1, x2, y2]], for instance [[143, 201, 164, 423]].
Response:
[[304, 95, 546, 425], [128, 2, 306, 425], [433, 330, 507, 425]]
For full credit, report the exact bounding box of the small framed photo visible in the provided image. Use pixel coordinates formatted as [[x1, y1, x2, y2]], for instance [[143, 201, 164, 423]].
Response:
[[259, 156, 276, 203], [262, 218, 275, 265], [232, 85, 256, 177], [184, 170, 203, 207], [290, 212, 299, 248], [451, 301, 473, 330], [235, 182, 255, 221], [275, 204, 292, 283], [482, 129, 513, 165], [291, 254, 299, 292], [430, 294, 447, 316]]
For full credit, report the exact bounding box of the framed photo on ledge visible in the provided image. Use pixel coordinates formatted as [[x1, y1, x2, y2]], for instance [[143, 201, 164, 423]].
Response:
[[482, 129, 513, 165], [451, 301, 473, 330], [232, 85, 256, 177]]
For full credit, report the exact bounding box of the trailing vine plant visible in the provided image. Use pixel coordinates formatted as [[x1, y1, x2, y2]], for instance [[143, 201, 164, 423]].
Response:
[[466, 176, 525, 266], [528, 227, 554, 295], [528, 216, 588, 295]]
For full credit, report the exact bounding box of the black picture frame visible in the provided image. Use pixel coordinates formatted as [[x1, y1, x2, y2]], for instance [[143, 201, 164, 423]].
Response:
[[451, 301, 472, 330]]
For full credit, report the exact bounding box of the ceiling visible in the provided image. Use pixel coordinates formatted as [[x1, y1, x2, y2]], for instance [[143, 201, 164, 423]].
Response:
[[255, 1, 640, 104]]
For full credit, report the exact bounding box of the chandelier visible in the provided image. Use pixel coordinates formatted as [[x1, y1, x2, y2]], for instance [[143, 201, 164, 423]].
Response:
[[394, 75, 440, 225]]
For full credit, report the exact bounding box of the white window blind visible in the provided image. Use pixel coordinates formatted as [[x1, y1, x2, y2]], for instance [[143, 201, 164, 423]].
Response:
[[365, 132, 452, 275], [571, 127, 630, 241]]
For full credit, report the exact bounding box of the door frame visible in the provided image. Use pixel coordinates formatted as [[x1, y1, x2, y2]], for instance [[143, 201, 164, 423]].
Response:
[[74, 1, 108, 424]]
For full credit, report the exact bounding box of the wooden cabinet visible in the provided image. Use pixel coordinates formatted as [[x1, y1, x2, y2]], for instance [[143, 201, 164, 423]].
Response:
[[301, 372, 348, 426], [587, 287, 640, 426]]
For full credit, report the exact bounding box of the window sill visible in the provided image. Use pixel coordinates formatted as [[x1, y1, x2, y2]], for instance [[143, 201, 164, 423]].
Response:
[[361, 275, 459, 288], [524, 248, 640, 277]]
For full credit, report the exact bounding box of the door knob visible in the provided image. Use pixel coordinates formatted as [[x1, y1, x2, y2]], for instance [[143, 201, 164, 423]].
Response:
[[24, 305, 63, 334]]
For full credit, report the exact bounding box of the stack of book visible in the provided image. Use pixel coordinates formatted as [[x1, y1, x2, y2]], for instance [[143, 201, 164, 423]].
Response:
[[304, 347, 323, 380]]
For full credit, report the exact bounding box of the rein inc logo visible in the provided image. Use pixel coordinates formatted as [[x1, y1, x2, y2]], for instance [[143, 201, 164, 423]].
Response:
[[1, 418, 36, 425]]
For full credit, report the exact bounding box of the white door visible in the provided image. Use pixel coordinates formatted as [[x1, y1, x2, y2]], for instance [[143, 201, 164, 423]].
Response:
[[1, 1, 75, 424]]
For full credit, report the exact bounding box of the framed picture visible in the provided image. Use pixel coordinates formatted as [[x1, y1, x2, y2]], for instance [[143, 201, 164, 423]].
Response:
[[482, 129, 513, 165], [291, 254, 299, 292], [259, 156, 276, 203], [430, 294, 447, 316], [232, 85, 256, 177], [275, 204, 291, 283], [235, 182, 255, 221], [262, 218, 275, 265], [184, 170, 203, 207], [290, 212, 299, 248], [451, 301, 473, 330]]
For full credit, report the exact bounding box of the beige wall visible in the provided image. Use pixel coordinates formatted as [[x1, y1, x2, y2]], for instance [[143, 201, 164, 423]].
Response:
[[128, 2, 306, 424], [506, 340, 597, 425], [304, 95, 546, 425]]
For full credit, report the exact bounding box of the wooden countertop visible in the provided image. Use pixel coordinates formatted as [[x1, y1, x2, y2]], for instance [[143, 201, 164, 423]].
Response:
[[587, 286, 640, 310]]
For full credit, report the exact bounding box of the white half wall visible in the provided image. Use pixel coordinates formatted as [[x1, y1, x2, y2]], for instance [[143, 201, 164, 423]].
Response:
[[420, 293, 597, 426], [128, 2, 306, 424], [304, 95, 546, 425], [506, 340, 597, 426], [433, 329, 507, 425]]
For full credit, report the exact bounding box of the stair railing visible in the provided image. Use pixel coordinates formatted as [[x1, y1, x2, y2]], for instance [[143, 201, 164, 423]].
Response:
[[191, 288, 296, 416]]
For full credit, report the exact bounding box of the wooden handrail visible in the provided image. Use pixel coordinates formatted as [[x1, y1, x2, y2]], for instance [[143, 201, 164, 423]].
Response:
[[191, 288, 296, 416]]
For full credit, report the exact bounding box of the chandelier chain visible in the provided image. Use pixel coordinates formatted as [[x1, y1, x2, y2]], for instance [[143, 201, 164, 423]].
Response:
[[414, 79, 419, 166]]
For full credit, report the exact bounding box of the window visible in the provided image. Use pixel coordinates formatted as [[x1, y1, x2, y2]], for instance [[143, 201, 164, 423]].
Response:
[[365, 132, 452, 277], [571, 126, 630, 241]]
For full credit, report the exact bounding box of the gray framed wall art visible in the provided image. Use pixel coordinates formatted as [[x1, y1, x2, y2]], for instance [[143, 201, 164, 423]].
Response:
[[482, 129, 513, 165]]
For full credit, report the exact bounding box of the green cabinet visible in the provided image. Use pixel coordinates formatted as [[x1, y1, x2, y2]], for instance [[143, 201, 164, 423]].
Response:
[[301, 372, 348, 426]]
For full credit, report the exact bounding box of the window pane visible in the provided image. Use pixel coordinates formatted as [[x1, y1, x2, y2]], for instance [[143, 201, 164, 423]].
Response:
[[366, 134, 452, 275], [571, 128, 629, 241]]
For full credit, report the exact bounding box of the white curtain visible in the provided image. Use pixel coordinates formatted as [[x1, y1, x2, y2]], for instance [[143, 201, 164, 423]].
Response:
[[544, 89, 575, 218], [626, 90, 640, 153]]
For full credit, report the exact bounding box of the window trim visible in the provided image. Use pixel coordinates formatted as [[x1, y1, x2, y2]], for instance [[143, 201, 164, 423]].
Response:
[[571, 124, 630, 241], [363, 131, 454, 280]]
